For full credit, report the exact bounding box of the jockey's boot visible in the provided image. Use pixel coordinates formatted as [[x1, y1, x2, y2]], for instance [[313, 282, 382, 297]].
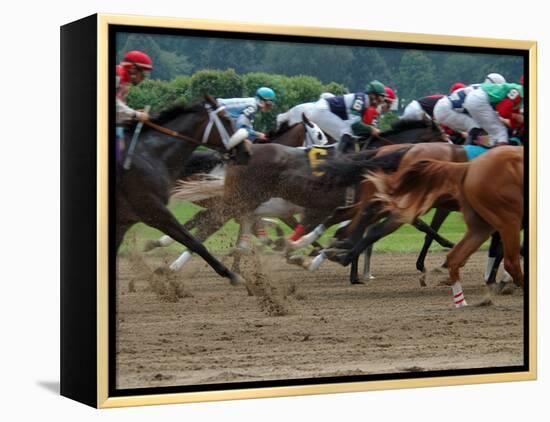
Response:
[[336, 134, 354, 154]]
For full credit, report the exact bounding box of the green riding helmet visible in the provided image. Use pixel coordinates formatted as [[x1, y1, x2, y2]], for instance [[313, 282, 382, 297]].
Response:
[[365, 80, 387, 96], [256, 87, 277, 102]]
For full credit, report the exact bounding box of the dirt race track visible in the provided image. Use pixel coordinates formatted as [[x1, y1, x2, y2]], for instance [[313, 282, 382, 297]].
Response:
[[116, 249, 524, 390]]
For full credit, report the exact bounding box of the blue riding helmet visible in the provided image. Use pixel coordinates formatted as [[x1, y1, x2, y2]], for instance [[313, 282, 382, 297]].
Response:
[[256, 87, 276, 102]]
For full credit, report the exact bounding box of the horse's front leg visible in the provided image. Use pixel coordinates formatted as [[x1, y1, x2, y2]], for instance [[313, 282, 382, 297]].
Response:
[[138, 198, 242, 285], [168, 208, 230, 272]]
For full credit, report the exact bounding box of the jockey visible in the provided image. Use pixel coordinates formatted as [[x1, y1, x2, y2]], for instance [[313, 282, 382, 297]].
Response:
[[463, 82, 523, 146], [217, 87, 276, 142], [361, 85, 397, 132], [433, 73, 510, 142], [401, 83, 464, 123], [308, 80, 387, 153], [276, 92, 333, 129], [381, 86, 397, 114], [116, 50, 153, 161]]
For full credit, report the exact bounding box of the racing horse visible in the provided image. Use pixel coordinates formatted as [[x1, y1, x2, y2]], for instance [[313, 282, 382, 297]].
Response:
[[116, 95, 250, 285], [160, 119, 450, 273], [369, 146, 524, 306]]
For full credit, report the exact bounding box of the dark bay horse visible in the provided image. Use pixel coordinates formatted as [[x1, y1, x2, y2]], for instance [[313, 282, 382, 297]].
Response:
[[370, 146, 524, 306], [117, 96, 250, 285]]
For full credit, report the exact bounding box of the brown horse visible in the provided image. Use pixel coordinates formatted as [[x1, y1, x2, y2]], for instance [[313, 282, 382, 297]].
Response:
[[370, 146, 524, 306]]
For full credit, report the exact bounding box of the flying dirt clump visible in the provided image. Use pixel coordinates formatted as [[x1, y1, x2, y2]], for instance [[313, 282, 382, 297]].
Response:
[[236, 249, 290, 316]]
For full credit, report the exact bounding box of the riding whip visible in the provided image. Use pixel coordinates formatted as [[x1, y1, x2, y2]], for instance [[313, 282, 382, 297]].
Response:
[[123, 105, 151, 170]]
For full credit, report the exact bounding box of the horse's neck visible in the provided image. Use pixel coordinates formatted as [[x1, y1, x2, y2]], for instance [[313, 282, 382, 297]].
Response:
[[271, 125, 305, 147]]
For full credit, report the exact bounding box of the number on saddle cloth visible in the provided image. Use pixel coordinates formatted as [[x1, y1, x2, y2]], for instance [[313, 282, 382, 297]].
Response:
[[307, 146, 334, 176]]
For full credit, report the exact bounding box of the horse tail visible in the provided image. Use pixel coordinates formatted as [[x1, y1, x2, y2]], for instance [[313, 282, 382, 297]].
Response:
[[369, 159, 469, 223], [171, 165, 226, 202], [313, 146, 413, 189]]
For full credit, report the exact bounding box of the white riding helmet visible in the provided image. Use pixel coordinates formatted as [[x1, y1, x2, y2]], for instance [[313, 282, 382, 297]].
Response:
[[485, 73, 506, 84]]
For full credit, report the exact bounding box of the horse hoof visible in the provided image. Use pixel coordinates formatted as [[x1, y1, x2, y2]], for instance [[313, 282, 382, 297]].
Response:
[[229, 273, 244, 286], [419, 272, 427, 287], [143, 240, 159, 252], [489, 281, 515, 295], [287, 255, 305, 266], [350, 280, 365, 285]]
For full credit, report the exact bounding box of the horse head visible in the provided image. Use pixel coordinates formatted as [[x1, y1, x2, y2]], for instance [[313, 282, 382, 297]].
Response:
[[302, 113, 328, 146], [196, 95, 250, 152]]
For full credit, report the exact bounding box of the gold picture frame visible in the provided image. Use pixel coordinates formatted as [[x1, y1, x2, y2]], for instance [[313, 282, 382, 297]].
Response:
[[60, 13, 537, 408]]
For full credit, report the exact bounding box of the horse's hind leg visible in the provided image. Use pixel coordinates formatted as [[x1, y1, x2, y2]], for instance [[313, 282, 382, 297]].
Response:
[[485, 232, 503, 284], [349, 244, 373, 285], [415, 208, 451, 272], [499, 222, 524, 289], [445, 210, 494, 307], [363, 245, 373, 279]]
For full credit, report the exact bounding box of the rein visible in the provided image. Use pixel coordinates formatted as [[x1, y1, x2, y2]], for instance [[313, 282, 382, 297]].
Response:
[[144, 120, 204, 146], [143, 104, 240, 150]]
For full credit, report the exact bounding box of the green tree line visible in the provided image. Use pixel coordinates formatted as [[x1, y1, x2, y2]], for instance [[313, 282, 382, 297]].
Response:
[[118, 32, 524, 109], [126, 69, 347, 132]]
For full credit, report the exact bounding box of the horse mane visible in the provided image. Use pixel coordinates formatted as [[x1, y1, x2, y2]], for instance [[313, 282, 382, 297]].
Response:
[[381, 119, 434, 137], [149, 102, 204, 126], [370, 159, 469, 223], [266, 121, 301, 139]]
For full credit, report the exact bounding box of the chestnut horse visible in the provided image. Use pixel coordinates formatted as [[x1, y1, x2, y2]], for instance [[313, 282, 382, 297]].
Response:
[[370, 146, 524, 306]]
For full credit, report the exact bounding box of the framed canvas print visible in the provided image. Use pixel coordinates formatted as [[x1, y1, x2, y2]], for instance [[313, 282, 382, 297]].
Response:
[[60, 13, 537, 408]]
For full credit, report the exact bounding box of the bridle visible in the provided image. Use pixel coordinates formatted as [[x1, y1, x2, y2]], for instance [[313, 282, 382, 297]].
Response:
[[143, 103, 242, 151]]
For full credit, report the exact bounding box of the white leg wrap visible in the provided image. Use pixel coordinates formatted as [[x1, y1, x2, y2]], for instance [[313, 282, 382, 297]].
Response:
[[291, 224, 326, 249], [451, 281, 468, 308], [169, 251, 192, 272], [237, 234, 252, 250], [308, 250, 327, 271], [158, 235, 175, 247]]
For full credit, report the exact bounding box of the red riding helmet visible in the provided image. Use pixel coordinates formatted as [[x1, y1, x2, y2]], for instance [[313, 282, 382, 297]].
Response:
[[121, 50, 153, 71], [450, 82, 466, 93], [384, 86, 397, 101]]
